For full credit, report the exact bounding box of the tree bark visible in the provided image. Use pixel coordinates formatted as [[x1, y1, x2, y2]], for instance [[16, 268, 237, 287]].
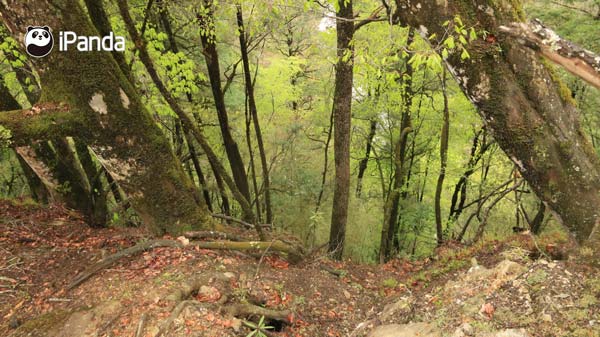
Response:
[[392, 0, 600, 253], [0, 0, 211, 235], [328, 0, 354, 260]]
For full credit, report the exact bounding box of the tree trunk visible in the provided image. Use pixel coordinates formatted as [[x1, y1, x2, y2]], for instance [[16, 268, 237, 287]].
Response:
[[236, 4, 273, 224], [315, 109, 334, 212], [0, 0, 211, 235], [434, 70, 450, 246], [448, 128, 490, 223], [184, 132, 213, 212], [83, 0, 133, 83], [380, 28, 415, 262], [75, 141, 109, 227], [198, 0, 252, 208], [356, 119, 377, 197], [392, 0, 600, 253], [328, 0, 354, 260]]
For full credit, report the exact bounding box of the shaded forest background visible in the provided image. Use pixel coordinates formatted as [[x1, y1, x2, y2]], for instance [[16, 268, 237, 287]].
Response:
[[1, 0, 599, 263]]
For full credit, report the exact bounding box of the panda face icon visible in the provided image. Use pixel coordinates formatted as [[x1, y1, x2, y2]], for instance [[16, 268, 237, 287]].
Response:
[[24, 26, 54, 58]]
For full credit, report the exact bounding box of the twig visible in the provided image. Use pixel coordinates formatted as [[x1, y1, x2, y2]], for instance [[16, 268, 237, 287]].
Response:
[[47, 297, 73, 302], [135, 313, 147, 337], [254, 240, 276, 279]]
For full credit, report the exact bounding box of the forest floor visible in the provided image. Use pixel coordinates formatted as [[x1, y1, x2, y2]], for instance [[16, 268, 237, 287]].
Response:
[[0, 199, 599, 337]]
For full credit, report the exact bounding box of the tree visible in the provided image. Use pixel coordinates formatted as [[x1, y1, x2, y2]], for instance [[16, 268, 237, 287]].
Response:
[[0, 0, 211, 235], [434, 70, 450, 246], [392, 0, 600, 253], [328, 0, 355, 260], [197, 0, 252, 209], [236, 4, 273, 223]]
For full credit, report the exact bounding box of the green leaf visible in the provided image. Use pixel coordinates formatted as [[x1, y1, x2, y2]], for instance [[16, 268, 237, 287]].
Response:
[[460, 48, 470, 60], [442, 48, 449, 59], [469, 28, 477, 41]]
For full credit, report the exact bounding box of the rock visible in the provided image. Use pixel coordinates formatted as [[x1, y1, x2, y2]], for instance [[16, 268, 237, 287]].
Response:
[[223, 272, 236, 279], [540, 313, 552, 322], [380, 296, 412, 322], [460, 323, 474, 336], [8, 316, 20, 329], [367, 322, 441, 337], [446, 260, 526, 300], [477, 328, 530, 337], [452, 323, 474, 337]]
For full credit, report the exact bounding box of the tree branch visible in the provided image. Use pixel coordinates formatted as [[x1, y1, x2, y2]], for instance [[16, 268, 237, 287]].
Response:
[[500, 19, 600, 90], [0, 105, 87, 145]]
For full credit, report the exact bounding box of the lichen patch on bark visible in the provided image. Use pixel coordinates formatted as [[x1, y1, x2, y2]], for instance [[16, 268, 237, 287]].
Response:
[[89, 92, 108, 115], [119, 88, 130, 109]]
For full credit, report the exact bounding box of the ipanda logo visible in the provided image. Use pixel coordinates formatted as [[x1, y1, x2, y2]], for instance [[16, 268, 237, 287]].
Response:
[[25, 26, 54, 58], [24, 26, 125, 58]]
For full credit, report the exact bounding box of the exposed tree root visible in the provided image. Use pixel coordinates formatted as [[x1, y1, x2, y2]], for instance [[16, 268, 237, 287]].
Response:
[[166, 273, 230, 303], [223, 303, 292, 324], [68, 239, 304, 290], [155, 300, 199, 337], [67, 239, 181, 290]]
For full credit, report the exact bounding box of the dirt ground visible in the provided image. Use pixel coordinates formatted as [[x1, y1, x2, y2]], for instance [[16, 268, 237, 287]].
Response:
[[1, 199, 598, 337]]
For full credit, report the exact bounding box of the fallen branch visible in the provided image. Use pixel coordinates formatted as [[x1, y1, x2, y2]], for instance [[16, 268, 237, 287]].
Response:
[[499, 19, 600, 89], [190, 240, 304, 263], [211, 213, 272, 230], [183, 230, 243, 241], [135, 313, 147, 337]]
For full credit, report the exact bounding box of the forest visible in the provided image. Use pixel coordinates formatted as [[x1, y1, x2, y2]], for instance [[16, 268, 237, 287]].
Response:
[[1, 0, 600, 336]]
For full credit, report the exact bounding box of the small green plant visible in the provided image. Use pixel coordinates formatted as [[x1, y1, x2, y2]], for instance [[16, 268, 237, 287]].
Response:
[[244, 316, 273, 337], [0, 125, 11, 148]]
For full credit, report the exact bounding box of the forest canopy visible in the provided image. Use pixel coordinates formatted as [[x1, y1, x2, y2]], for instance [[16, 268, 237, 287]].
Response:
[[1, 0, 600, 264]]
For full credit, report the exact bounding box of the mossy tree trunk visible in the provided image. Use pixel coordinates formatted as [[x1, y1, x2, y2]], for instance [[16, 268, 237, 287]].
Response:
[[1, 74, 55, 203], [380, 28, 415, 262], [0, 0, 211, 235], [392, 0, 600, 250]]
